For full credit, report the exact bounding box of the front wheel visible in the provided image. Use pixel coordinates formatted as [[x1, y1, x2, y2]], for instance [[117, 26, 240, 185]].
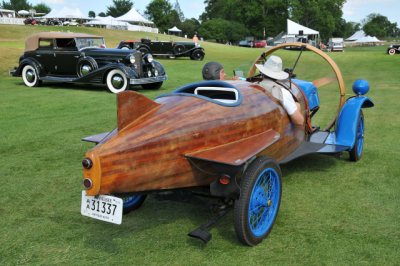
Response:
[[122, 195, 147, 214], [141, 82, 163, 90], [22, 64, 41, 87], [234, 157, 282, 246], [388, 48, 396, 55], [191, 50, 205, 60], [349, 111, 364, 161], [106, 69, 128, 93]]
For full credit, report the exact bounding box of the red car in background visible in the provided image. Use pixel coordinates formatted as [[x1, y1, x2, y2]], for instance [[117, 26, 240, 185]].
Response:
[[254, 40, 266, 48]]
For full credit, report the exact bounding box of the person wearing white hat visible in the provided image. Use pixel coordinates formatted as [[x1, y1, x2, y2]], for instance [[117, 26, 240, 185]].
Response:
[[255, 55, 304, 126]]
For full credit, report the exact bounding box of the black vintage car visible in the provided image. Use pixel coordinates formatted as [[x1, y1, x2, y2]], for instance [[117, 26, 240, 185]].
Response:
[[387, 44, 400, 55], [117, 38, 205, 60], [11, 32, 167, 93]]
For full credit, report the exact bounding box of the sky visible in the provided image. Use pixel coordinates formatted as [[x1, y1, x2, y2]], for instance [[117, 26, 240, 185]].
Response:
[[29, 0, 400, 26]]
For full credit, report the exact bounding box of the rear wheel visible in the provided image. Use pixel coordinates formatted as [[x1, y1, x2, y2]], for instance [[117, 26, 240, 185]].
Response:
[[388, 48, 396, 55], [122, 195, 147, 214], [106, 69, 128, 94], [141, 82, 163, 90], [349, 111, 364, 161], [22, 64, 41, 87], [234, 157, 282, 246]]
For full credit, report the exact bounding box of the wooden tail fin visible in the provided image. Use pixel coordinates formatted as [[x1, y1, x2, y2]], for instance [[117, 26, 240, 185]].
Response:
[[117, 91, 160, 130]]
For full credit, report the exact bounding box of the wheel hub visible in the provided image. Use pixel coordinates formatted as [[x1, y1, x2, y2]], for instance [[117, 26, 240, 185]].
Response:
[[111, 75, 123, 89], [26, 70, 35, 82], [81, 65, 92, 75]]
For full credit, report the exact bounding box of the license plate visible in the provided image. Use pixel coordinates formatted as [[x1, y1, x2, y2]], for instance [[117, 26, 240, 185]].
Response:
[[81, 191, 123, 225]]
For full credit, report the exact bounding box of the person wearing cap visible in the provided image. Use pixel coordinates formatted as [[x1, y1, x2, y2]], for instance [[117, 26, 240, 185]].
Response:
[[202, 61, 227, 80], [255, 55, 304, 126]]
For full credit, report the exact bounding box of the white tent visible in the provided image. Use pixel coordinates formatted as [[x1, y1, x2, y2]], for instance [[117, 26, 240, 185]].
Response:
[[354, 36, 383, 43], [287, 19, 319, 35], [43, 7, 87, 19], [168, 26, 181, 32], [346, 30, 366, 41], [85, 16, 128, 27], [116, 8, 153, 24]]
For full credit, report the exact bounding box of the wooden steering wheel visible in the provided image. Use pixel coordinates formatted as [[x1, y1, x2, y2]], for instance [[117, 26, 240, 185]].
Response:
[[247, 42, 346, 131]]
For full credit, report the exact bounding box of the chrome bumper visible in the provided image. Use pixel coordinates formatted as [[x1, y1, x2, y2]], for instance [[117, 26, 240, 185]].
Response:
[[129, 75, 167, 85]]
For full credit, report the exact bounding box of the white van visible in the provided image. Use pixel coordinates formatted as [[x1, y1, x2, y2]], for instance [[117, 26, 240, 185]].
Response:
[[328, 38, 344, 52]]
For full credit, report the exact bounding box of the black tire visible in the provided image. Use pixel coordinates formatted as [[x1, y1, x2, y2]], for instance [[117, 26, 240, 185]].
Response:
[[77, 57, 98, 77], [234, 157, 282, 246], [349, 111, 364, 162], [22, 64, 41, 87], [141, 82, 163, 90], [190, 49, 205, 60], [106, 69, 128, 93], [122, 195, 147, 214], [174, 44, 185, 54]]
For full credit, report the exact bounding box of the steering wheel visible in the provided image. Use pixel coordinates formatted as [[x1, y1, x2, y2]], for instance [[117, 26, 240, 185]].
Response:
[[247, 42, 346, 131]]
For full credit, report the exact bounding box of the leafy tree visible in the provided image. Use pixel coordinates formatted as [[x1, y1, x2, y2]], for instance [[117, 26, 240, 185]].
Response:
[[145, 0, 180, 32], [200, 0, 288, 39], [88, 10, 96, 18], [199, 18, 247, 43], [362, 13, 399, 38], [173, 0, 184, 22], [98, 12, 106, 17], [1, 0, 31, 11], [106, 0, 133, 17], [32, 3, 51, 14], [289, 0, 346, 39], [180, 18, 200, 37]]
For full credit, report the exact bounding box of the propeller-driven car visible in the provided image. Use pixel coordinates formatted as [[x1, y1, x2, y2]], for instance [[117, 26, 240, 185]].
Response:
[[80, 43, 373, 245]]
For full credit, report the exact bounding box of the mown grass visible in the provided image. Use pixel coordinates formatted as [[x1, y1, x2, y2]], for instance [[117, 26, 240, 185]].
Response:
[[0, 24, 399, 265]]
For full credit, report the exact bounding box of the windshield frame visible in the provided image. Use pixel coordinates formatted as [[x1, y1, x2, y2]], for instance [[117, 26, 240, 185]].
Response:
[[75, 37, 106, 50]]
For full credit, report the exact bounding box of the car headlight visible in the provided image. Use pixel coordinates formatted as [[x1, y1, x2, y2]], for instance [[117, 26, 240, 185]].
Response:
[[154, 69, 158, 76], [129, 55, 135, 64], [145, 54, 153, 63]]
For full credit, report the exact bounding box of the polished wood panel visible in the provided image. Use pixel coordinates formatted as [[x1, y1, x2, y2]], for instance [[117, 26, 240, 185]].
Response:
[[84, 81, 306, 196]]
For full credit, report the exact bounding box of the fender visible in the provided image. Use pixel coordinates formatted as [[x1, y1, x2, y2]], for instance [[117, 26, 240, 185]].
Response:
[[138, 44, 151, 53], [14, 58, 43, 77], [326, 96, 374, 148]]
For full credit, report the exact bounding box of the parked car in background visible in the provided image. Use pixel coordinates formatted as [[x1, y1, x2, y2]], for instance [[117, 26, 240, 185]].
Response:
[[387, 44, 400, 55], [117, 38, 205, 60], [328, 38, 344, 52], [23, 17, 37, 25], [254, 40, 266, 48], [238, 39, 253, 47], [11, 32, 167, 93]]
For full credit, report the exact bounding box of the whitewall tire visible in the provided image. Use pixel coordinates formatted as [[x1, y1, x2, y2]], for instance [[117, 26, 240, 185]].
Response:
[[106, 69, 128, 94], [22, 65, 40, 87]]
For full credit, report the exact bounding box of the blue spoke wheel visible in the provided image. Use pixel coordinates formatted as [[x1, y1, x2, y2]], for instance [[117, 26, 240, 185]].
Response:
[[234, 157, 282, 246], [349, 111, 364, 161], [121, 194, 147, 214]]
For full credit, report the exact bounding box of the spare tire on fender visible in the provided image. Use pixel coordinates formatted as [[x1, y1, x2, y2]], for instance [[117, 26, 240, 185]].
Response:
[[77, 57, 98, 77]]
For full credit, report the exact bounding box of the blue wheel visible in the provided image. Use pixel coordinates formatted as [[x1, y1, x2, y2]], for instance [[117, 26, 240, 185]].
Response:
[[349, 111, 364, 161], [122, 194, 147, 214], [234, 157, 282, 246]]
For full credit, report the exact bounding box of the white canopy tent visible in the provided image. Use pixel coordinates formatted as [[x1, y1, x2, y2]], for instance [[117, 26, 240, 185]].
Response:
[[168, 26, 182, 36], [116, 8, 153, 24], [346, 30, 366, 41], [287, 19, 319, 35], [85, 16, 129, 29], [43, 7, 87, 19]]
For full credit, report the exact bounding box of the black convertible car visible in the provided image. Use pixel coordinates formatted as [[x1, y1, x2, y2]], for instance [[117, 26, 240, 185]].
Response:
[[11, 32, 167, 93], [387, 44, 400, 55], [117, 38, 205, 60]]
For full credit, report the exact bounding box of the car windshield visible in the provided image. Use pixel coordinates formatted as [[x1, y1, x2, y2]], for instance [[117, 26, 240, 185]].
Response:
[[75, 38, 105, 50]]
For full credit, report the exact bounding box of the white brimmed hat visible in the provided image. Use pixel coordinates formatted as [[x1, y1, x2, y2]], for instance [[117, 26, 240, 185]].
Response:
[[255, 55, 289, 80]]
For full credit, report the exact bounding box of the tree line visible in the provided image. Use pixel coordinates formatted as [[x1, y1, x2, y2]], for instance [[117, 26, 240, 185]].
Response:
[[3, 0, 399, 42]]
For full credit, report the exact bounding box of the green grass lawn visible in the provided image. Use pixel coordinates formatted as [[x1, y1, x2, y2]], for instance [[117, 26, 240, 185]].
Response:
[[0, 25, 399, 265]]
